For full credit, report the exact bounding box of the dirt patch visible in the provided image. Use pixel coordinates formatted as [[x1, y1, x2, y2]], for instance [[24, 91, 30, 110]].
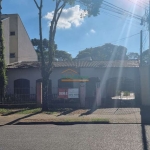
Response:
[[68, 109, 89, 115]]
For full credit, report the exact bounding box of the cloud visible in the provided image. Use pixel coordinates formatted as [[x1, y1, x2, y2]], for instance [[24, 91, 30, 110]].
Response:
[[86, 29, 96, 36], [44, 5, 87, 29], [90, 29, 96, 34], [86, 33, 89, 36]]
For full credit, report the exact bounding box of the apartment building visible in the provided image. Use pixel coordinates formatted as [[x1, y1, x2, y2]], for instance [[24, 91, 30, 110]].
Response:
[[2, 14, 37, 64]]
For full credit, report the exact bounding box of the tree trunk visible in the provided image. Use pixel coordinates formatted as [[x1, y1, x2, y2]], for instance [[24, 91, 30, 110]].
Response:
[[42, 74, 49, 111], [0, 1, 7, 102]]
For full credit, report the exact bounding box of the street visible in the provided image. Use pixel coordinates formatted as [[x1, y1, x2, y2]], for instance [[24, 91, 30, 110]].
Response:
[[0, 124, 149, 150]]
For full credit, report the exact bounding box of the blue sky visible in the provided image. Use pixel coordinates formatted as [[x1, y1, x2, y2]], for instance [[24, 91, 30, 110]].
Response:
[[2, 0, 149, 58]]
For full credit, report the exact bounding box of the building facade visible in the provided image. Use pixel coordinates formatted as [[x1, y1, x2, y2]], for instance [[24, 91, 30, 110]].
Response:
[[2, 14, 38, 64], [6, 60, 141, 107]]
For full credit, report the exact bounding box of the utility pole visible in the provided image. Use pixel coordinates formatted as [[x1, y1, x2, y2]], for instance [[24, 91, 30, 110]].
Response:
[[0, 0, 2, 58], [0, 0, 1, 20], [149, 0, 150, 64], [140, 30, 143, 66]]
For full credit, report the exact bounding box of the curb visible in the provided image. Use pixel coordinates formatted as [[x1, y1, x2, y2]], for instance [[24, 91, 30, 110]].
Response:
[[15, 121, 110, 125]]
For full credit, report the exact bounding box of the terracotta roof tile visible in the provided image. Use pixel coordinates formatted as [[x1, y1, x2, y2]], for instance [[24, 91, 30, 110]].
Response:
[[7, 60, 140, 69]]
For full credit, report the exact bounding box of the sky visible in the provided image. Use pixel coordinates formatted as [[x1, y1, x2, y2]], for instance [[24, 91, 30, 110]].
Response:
[[2, 0, 149, 58]]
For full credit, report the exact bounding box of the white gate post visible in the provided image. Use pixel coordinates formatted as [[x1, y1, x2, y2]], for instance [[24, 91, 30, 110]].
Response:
[[96, 81, 101, 107]]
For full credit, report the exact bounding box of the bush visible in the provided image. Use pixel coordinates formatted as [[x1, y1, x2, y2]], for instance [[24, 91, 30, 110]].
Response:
[[123, 91, 130, 96]]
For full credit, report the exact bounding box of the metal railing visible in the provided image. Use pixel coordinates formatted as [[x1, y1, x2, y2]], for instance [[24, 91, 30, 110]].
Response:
[[0, 88, 36, 104]]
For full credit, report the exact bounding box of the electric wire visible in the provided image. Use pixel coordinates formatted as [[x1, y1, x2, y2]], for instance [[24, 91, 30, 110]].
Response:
[[102, 1, 142, 20], [127, 0, 147, 9]]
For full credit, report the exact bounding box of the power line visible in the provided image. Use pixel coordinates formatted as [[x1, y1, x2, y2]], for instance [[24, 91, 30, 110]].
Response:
[[101, 10, 142, 27], [110, 32, 141, 43], [102, 1, 142, 20], [127, 0, 147, 9], [92, 31, 146, 49], [137, 0, 149, 7]]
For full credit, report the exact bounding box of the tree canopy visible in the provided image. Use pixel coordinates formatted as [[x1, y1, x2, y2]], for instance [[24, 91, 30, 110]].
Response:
[[31, 38, 72, 61], [76, 43, 128, 61], [127, 52, 139, 60], [142, 49, 149, 64]]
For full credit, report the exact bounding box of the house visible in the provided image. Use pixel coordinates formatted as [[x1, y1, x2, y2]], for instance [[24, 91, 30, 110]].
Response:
[[1, 14, 148, 108], [2, 14, 38, 64], [6, 60, 141, 107]]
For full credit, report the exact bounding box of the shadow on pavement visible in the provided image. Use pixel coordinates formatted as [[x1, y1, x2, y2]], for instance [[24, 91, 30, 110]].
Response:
[[5, 111, 42, 125], [57, 108, 78, 116], [80, 107, 97, 116], [1, 109, 27, 116], [140, 106, 150, 150], [15, 121, 110, 126]]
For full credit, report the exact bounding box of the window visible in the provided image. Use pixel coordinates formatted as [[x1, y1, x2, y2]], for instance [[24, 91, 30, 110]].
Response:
[[10, 53, 15, 58], [10, 31, 15, 36], [14, 79, 30, 95]]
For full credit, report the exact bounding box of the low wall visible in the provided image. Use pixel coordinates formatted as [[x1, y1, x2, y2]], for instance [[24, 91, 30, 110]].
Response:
[[140, 66, 150, 106]]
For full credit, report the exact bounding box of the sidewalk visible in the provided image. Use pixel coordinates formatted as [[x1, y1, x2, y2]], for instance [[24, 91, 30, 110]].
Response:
[[0, 108, 146, 125]]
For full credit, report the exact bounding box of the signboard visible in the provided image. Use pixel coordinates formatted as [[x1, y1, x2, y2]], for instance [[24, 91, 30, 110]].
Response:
[[68, 88, 79, 98], [58, 88, 68, 99]]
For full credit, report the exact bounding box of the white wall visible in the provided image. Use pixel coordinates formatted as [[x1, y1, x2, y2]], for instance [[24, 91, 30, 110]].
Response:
[[2, 14, 38, 64], [6, 67, 140, 95], [8, 14, 19, 63], [80, 67, 140, 98], [6, 67, 79, 94], [80, 67, 138, 80], [17, 15, 37, 62], [7, 68, 41, 94]]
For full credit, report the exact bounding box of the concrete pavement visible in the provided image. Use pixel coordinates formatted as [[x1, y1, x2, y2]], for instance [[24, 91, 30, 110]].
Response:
[[0, 124, 149, 150], [0, 108, 147, 125]]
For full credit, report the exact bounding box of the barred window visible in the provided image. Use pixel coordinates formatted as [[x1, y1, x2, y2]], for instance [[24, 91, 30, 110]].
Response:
[[10, 53, 15, 58], [10, 31, 15, 36]]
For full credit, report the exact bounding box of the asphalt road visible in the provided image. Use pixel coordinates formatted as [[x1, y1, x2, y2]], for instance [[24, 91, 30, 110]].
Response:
[[0, 124, 150, 150]]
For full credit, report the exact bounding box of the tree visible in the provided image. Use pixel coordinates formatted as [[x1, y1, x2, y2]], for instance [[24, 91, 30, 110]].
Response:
[[0, 0, 7, 100], [33, 0, 103, 110], [31, 38, 72, 61], [127, 52, 139, 60], [31, 38, 49, 52], [142, 49, 149, 64], [55, 50, 72, 61], [76, 43, 127, 60]]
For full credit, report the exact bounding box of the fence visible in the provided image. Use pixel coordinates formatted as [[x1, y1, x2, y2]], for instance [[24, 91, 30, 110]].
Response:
[[0, 88, 36, 104], [0, 87, 80, 108]]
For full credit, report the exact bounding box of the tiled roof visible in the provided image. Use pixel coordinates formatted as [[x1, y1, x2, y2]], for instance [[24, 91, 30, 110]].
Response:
[[7, 60, 140, 69]]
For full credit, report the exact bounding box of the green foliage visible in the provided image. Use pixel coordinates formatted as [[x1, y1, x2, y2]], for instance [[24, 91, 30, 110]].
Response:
[[31, 38, 72, 61], [55, 50, 72, 61], [127, 52, 139, 60], [76, 43, 127, 60], [0, 108, 12, 115], [78, 0, 102, 16], [123, 91, 130, 96], [53, 0, 103, 17], [116, 90, 121, 96], [31, 38, 55, 51], [0, 22, 7, 90], [142, 49, 149, 64]]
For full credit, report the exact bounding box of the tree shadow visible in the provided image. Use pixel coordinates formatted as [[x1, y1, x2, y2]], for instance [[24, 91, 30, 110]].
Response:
[[79, 106, 97, 116], [140, 106, 150, 150], [5, 110, 42, 125], [57, 108, 79, 116], [1, 109, 28, 116]]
